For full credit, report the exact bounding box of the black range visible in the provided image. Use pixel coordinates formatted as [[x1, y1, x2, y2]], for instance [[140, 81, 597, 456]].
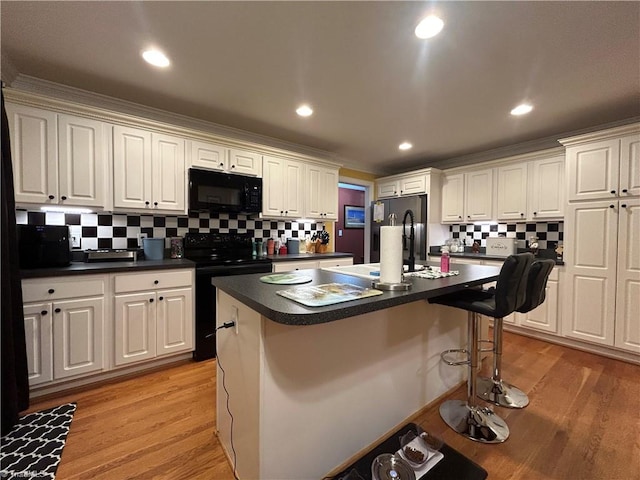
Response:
[[183, 232, 272, 360]]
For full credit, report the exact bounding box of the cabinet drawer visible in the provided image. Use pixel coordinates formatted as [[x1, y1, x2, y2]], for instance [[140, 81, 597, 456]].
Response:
[[114, 269, 192, 293], [22, 276, 105, 303]]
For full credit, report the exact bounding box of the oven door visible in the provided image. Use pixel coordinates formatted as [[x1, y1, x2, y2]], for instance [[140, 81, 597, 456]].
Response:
[[194, 262, 273, 361]]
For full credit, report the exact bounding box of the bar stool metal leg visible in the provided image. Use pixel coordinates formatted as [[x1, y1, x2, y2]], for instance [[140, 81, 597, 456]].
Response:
[[439, 312, 509, 443], [476, 317, 529, 409]]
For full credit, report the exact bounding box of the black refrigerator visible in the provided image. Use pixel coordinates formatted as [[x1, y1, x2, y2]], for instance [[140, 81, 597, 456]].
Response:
[[370, 195, 427, 263]]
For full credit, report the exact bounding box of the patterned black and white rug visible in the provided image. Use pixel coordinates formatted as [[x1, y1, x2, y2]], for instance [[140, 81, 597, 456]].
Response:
[[1, 402, 77, 480]]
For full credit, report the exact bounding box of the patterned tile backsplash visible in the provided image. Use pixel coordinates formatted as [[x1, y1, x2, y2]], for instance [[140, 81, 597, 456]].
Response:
[[449, 222, 563, 250], [15, 210, 325, 250]]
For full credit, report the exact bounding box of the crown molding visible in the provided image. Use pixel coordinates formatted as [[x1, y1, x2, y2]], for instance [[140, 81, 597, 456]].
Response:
[[558, 122, 640, 147], [8, 75, 343, 167]]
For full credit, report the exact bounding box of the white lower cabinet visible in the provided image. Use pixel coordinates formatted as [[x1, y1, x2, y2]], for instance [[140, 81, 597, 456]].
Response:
[[272, 257, 353, 273], [113, 270, 194, 367], [22, 275, 106, 387]]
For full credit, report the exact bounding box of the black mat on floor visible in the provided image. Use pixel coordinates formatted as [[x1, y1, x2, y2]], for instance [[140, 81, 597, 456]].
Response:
[[1, 402, 77, 480]]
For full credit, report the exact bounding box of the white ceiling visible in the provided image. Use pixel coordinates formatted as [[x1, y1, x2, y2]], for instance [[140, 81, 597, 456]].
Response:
[[1, 1, 639, 175]]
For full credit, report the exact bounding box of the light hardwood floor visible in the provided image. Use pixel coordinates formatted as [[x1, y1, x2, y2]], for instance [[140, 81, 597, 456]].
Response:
[[27, 332, 640, 480]]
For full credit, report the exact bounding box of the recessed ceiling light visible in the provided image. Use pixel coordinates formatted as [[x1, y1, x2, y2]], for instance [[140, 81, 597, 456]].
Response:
[[510, 104, 533, 116], [399, 142, 413, 151], [296, 105, 313, 117], [142, 49, 170, 68], [415, 15, 444, 39]]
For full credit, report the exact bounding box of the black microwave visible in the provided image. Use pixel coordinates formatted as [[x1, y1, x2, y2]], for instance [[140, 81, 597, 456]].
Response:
[[188, 168, 262, 214], [17, 225, 71, 269]]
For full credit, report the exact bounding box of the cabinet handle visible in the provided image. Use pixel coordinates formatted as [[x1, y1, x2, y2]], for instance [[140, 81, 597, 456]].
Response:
[[48, 195, 55, 200], [610, 204, 615, 208], [231, 165, 235, 169], [611, 190, 616, 194], [48, 288, 55, 294], [280, 210, 284, 215], [145, 201, 150, 206], [622, 189, 628, 193], [219, 162, 224, 167], [41, 310, 48, 316], [533, 212, 537, 216], [154, 280, 159, 285], [520, 213, 524, 216], [154, 202, 158, 206], [458, 216, 462, 219], [285, 210, 288, 215], [621, 204, 627, 208], [159, 296, 164, 301], [54, 308, 61, 313], [149, 298, 154, 303], [61, 195, 67, 201]]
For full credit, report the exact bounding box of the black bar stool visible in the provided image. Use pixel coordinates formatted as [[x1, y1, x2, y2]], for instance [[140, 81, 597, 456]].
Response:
[[429, 253, 533, 443], [476, 258, 555, 409]]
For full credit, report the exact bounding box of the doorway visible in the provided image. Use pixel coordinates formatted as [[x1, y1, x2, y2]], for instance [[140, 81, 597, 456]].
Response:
[[336, 177, 373, 264]]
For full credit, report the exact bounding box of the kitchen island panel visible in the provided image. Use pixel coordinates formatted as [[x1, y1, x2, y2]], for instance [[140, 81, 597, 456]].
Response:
[[216, 289, 468, 479]]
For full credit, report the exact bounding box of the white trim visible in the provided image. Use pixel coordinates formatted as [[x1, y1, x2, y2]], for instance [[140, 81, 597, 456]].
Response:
[[339, 175, 374, 263], [558, 122, 640, 146]]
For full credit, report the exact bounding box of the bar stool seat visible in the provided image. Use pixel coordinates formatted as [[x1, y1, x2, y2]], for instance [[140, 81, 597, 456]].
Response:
[[429, 252, 533, 443]]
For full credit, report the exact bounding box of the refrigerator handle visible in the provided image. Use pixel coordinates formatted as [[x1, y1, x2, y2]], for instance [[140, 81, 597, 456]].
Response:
[[373, 232, 380, 251]]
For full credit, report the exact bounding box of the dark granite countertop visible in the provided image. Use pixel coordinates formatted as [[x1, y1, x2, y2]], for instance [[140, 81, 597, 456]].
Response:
[[212, 262, 500, 326], [428, 248, 564, 265], [20, 258, 195, 279], [267, 252, 353, 262]]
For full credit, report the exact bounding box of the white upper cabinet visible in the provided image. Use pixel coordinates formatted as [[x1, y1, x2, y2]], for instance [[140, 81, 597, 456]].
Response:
[[262, 155, 304, 218], [6, 103, 108, 208], [189, 140, 227, 172], [228, 148, 262, 176], [305, 164, 339, 220], [564, 128, 640, 202], [464, 168, 494, 222], [441, 173, 465, 223], [376, 169, 439, 199], [496, 164, 527, 221], [529, 155, 565, 220], [113, 126, 185, 213]]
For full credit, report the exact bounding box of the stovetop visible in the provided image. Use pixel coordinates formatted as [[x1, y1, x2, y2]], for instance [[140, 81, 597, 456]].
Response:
[[184, 232, 271, 267]]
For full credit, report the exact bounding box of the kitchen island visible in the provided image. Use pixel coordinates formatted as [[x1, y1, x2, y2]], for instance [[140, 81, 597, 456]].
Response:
[[212, 263, 500, 480]]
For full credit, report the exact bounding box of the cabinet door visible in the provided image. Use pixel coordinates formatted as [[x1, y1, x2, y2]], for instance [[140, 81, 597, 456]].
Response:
[[497, 164, 527, 221], [517, 277, 559, 333], [228, 148, 262, 176], [465, 169, 494, 221], [377, 180, 398, 199], [5, 103, 58, 204], [283, 160, 304, 218], [113, 126, 152, 210], [189, 140, 227, 171], [23, 302, 53, 386], [58, 114, 107, 207], [53, 297, 104, 379], [305, 164, 323, 218], [614, 198, 640, 353], [567, 139, 620, 201], [619, 134, 640, 197], [114, 291, 157, 366], [305, 165, 338, 220], [321, 167, 339, 219], [530, 156, 565, 219], [400, 174, 426, 196], [152, 133, 185, 212], [156, 287, 194, 356], [441, 174, 464, 223], [562, 201, 617, 346], [262, 155, 286, 217]]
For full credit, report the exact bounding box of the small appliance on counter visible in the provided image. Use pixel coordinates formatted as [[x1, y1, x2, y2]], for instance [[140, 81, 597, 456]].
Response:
[[17, 225, 71, 268], [83, 249, 139, 262], [486, 237, 517, 257]]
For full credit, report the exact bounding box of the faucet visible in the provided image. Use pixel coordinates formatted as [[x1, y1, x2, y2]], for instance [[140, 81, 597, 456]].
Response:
[[402, 209, 416, 272]]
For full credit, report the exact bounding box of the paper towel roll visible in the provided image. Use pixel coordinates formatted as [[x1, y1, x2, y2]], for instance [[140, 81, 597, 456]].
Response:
[[379, 226, 403, 284]]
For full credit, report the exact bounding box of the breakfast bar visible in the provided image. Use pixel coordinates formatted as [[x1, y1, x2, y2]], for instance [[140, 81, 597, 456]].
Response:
[[212, 263, 500, 480]]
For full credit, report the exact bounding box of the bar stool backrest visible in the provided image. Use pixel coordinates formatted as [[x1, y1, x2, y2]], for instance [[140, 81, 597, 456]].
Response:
[[516, 259, 555, 313], [493, 253, 535, 317]]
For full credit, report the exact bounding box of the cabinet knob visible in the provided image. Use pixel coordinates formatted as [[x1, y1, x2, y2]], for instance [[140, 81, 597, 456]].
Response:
[[285, 210, 288, 215], [48, 195, 55, 200], [219, 162, 224, 167], [400, 190, 403, 194], [154, 202, 158, 206], [458, 216, 462, 219], [231, 165, 235, 169], [41, 310, 48, 316], [54, 308, 61, 313], [154, 280, 159, 285], [610, 204, 615, 208], [61, 195, 67, 201], [280, 210, 284, 215], [622, 189, 628, 193], [520, 213, 524, 216], [145, 201, 150, 206], [159, 296, 164, 301], [149, 298, 154, 303], [48, 288, 55, 294], [621, 204, 627, 208], [611, 190, 616, 194], [533, 212, 537, 215]]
